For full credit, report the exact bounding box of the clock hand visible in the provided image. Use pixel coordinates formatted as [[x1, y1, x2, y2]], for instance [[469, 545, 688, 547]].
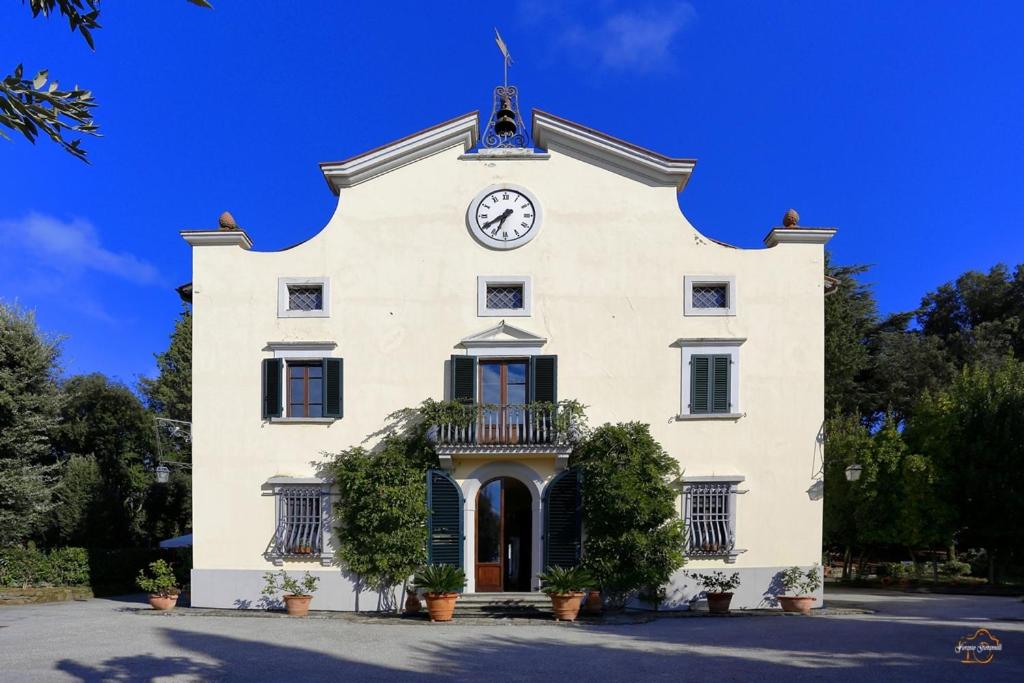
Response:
[[480, 208, 513, 230]]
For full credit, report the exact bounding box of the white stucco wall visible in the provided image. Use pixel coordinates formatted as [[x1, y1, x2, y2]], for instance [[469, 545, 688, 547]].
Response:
[[188, 137, 828, 608]]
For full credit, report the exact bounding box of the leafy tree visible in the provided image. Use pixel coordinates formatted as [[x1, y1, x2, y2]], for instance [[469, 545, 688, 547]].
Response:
[[824, 255, 877, 419], [140, 306, 192, 425], [52, 373, 155, 545], [0, 302, 62, 545], [326, 435, 434, 608], [907, 358, 1024, 583], [49, 454, 102, 546], [918, 263, 1023, 367], [3, 0, 212, 161], [572, 422, 686, 608]]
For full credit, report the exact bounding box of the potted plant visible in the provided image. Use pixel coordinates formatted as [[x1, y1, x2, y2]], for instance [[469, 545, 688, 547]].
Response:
[[262, 570, 320, 616], [688, 571, 741, 613], [778, 565, 821, 615], [412, 564, 466, 622], [538, 565, 593, 622], [404, 586, 422, 614], [583, 588, 603, 615], [136, 560, 180, 610]]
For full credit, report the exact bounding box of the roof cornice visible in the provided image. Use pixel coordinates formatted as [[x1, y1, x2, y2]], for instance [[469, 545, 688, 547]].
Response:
[[180, 230, 253, 249], [763, 228, 837, 247], [531, 109, 696, 192], [319, 111, 480, 193]]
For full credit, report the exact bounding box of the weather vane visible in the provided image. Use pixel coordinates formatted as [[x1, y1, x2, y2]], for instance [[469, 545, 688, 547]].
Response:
[[482, 28, 530, 149]]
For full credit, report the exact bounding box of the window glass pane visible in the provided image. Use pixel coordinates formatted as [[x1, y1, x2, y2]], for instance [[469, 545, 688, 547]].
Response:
[[309, 377, 323, 404], [290, 403, 307, 417], [481, 363, 501, 404], [477, 480, 501, 563], [507, 384, 526, 405], [308, 365, 323, 379], [486, 285, 524, 310], [288, 286, 323, 311], [290, 378, 305, 401], [507, 362, 527, 385], [693, 285, 728, 309], [307, 403, 323, 418], [289, 366, 304, 379]]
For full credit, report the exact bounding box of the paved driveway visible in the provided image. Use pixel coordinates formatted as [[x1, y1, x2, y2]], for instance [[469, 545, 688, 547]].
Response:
[[1, 588, 1021, 681]]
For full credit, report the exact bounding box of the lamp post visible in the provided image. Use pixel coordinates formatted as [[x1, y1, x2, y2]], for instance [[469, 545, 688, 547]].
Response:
[[154, 417, 192, 485], [844, 464, 863, 482]]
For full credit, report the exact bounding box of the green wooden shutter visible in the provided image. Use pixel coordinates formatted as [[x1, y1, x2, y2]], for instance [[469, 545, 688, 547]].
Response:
[[427, 469, 464, 570], [544, 468, 582, 568], [712, 355, 730, 413], [323, 357, 344, 418], [450, 355, 476, 403], [261, 358, 283, 418], [529, 355, 558, 403], [690, 355, 710, 413]]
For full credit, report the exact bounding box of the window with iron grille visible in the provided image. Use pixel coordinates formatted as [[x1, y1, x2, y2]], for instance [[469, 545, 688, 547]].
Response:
[[692, 284, 728, 309], [273, 486, 324, 557], [683, 482, 737, 557], [486, 284, 525, 310], [288, 285, 323, 312]]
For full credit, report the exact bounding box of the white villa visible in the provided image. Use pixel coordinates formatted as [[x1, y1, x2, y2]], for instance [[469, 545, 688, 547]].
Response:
[[181, 89, 835, 611]]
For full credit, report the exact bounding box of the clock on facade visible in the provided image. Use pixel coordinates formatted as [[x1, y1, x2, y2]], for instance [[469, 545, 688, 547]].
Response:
[[466, 184, 543, 250]]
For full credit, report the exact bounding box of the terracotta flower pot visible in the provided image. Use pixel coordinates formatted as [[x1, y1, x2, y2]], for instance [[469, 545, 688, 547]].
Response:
[[549, 592, 585, 622], [405, 590, 422, 614], [706, 592, 733, 614], [424, 592, 459, 622], [284, 594, 313, 617], [778, 596, 815, 615], [148, 594, 178, 611], [583, 589, 603, 615]]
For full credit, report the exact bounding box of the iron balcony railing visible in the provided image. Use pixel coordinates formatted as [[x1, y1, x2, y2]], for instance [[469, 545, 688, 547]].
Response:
[[432, 403, 572, 447]]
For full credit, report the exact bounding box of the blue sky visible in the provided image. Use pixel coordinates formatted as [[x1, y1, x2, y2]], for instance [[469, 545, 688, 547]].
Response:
[[1, 1, 1022, 385]]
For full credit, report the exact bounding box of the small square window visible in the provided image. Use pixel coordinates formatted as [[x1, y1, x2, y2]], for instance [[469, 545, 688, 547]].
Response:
[[692, 285, 727, 309], [278, 277, 330, 318], [486, 284, 524, 310], [288, 285, 323, 312], [684, 276, 736, 316], [477, 276, 532, 316]]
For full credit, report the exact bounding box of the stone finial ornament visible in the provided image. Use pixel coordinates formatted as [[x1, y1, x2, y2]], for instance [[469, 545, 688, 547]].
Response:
[[783, 208, 800, 228], [218, 211, 240, 231]]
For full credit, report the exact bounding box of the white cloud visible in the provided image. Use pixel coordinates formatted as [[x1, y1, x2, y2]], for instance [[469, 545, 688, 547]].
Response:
[[0, 213, 161, 286], [520, 1, 696, 74]]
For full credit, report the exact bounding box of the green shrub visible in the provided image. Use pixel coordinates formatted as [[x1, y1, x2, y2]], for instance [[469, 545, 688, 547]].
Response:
[[687, 570, 741, 593], [781, 565, 822, 595], [262, 570, 319, 598], [941, 560, 971, 577], [48, 547, 89, 585], [538, 565, 594, 595], [412, 564, 466, 594], [136, 560, 179, 597], [0, 546, 51, 587]]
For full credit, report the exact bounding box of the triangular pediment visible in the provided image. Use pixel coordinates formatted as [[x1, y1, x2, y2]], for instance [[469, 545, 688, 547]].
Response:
[[460, 321, 547, 348]]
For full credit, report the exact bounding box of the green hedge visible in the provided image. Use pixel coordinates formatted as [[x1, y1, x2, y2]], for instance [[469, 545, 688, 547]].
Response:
[[0, 545, 191, 591]]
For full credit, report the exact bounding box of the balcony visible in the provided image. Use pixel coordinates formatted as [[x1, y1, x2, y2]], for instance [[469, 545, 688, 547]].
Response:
[[429, 403, 576, 468]]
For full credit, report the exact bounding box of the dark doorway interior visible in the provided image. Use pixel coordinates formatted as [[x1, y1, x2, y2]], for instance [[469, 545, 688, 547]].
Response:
[[475, 477, 532, 592]]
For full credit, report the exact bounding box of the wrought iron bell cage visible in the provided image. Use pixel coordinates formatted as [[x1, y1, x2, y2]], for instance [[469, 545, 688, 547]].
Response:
[[481, 85, 531, 149]]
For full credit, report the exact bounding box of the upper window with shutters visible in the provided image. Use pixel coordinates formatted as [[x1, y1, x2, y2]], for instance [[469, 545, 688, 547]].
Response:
[[675, 339, 744, 420], [683, 276, 736, 317], [261, 346, 343, 423], [278, 277, 330, 318]]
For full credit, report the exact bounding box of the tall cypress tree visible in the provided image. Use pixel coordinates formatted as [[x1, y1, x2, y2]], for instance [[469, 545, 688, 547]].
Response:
[[0, 302, 62, 545]]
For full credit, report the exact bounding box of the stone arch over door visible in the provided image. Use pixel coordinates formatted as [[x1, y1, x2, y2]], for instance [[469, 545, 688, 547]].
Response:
[[460, 461, 545, 593]]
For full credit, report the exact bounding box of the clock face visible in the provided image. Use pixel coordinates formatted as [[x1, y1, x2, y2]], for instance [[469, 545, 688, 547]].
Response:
[[466, 184, 542, 250]]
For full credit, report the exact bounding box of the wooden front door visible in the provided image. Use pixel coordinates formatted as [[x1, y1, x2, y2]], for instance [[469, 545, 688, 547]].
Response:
[[475, 478, 532, 592]]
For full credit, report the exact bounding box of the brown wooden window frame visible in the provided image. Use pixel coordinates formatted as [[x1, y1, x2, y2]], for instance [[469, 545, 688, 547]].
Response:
[[287, 361, 324, 418]]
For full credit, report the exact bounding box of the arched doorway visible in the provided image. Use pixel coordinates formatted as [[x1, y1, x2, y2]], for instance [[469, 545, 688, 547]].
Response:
[[476, 477, 532, 592]]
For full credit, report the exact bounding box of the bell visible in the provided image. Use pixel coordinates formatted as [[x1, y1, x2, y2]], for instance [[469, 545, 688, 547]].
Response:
[[494, 96, 517, 137]]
